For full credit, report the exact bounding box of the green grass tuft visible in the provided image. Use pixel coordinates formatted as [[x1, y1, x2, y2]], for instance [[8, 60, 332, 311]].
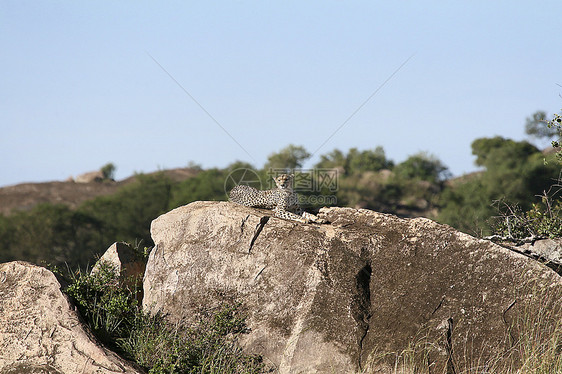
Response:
[[60, 262, 268, 374]]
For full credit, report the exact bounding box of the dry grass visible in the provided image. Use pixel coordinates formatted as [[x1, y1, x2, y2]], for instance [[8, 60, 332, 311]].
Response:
[[362, 279, 562, 374]]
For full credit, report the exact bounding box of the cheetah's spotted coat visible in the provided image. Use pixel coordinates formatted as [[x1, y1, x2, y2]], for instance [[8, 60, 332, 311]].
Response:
[[229, 174, 327, 224]]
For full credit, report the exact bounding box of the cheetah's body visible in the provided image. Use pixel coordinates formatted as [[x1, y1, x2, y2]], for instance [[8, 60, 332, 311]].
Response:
[[229, 185, 298, 211], [229, 174, 326, 224]]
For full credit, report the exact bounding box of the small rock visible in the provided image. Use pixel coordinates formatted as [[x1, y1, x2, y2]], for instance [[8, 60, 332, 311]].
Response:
[[92, 242, 146, 301], [74, 170, 104, 183], [518, 238, 562, 267]]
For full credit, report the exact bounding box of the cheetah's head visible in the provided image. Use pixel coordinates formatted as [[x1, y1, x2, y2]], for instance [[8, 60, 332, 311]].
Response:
[[273, 174, 294, 189]]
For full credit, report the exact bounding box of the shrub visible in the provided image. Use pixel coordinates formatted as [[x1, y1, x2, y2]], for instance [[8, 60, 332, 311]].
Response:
[[169, 169, 228, 209], [393, 152, 450, 183], [101, 163, 117, 181], [491, 190, 562, 240], [63, 262, 139, 346], [61, 262, 267, 373], [79, 173, 173, 249], [0, 204, 103, 268], [438, 136, 560, 236]]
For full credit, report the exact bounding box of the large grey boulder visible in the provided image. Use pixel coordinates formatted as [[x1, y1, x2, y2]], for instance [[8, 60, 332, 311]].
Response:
[[0, 261, 142, 374], [143, 201, 562, 373]]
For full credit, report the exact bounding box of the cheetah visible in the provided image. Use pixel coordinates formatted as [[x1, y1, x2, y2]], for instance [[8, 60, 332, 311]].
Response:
[[229, 174, 327, 224]]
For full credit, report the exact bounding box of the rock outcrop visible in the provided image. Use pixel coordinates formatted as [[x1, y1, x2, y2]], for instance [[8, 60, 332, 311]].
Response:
[[0, 261, 142, 374], [91, 242, 145, 303], [505, 238, 562, 271], [74, 170, 105, 183], [92, 242, 145, 281], [92, 242, 145, 278], [143, 201, 562, 373]]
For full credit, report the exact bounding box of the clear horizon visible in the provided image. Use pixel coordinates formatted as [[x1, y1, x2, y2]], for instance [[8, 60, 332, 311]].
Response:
[[2, 1, 561, 187]]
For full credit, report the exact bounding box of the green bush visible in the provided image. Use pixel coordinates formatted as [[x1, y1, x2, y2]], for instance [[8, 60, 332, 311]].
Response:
[[438, 137, 560, 235], [121, 305, 265, 374], [0, 204, 103, 268], [61, 262, 267, 373], [548, 110, 562, 162], [393, 152, 450, 183], [264, 144, 310, 171], [80, 173, 173, 250], [169, 168, 228, 209], [346, 147, 394, 174], [314, 146, 394, 175], [481, 110, 562, 239], [101, 162, 117, 181], [438, 177, 492, 235], [490, 192, 562, 240], [64, 262, 139, 345]]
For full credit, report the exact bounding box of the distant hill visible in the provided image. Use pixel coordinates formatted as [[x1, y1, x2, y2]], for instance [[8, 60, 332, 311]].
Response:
[[0, 168, 199, 216]]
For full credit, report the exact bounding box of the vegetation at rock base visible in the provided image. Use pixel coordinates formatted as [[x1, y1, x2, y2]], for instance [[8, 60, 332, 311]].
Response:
[[490, 195, 562, 240], [58, 261, 267, 374], [485, 109, 562, 240]]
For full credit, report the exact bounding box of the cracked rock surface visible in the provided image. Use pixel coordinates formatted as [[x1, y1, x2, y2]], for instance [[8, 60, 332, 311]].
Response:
[[0, 261, 142, 374], [143, 201, 562, 373]]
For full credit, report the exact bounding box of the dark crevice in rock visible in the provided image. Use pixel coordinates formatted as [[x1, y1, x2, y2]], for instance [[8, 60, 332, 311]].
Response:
[[542, 261, 561, 275], [254, 265, 267, 281], [431, 296, 445, 316], [355, 263, 372, 370], [240, 214, 250, 234], [249, 216, 269, 253], [502, 299, 517, 346], [234, 215, 251, 247], [444, 317, 456, 374]]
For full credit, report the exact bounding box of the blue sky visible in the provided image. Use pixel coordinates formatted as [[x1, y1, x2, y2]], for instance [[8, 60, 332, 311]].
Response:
[[1, 1, 561, 187]]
